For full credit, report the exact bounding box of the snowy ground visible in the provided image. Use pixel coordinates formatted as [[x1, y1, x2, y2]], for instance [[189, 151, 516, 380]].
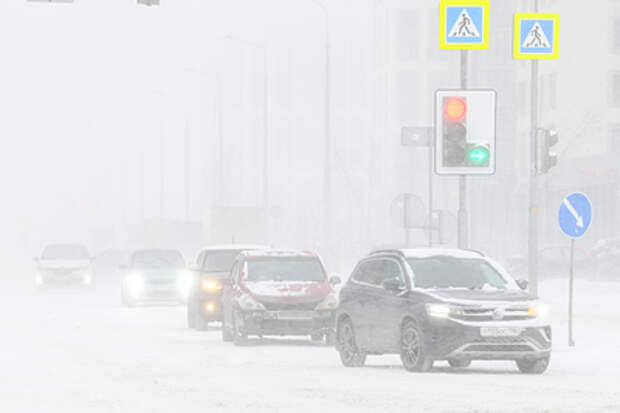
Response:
[[2, 274, 620, 413]]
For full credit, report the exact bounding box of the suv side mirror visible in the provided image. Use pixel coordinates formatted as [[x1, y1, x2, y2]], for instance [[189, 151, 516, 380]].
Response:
[[516, 279, 528, 290], [329, 275, 342, 286], [382, 278, 405, 292]]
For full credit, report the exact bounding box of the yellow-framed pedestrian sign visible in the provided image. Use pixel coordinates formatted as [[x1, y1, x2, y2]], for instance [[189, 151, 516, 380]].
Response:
[[439, 0, 489, 50], [514, 13, 560, 59]]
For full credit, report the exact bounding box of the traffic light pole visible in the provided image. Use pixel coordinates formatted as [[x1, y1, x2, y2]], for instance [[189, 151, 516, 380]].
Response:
[[528, 59, 539, 297], [457, 50, 469, 249]]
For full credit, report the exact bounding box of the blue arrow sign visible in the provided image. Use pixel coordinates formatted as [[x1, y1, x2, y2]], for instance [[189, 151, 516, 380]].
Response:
[[558, 193, 592, 238]]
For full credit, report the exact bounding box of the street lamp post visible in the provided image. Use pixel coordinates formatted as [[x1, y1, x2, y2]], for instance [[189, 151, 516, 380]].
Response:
[[310, 0, 332, 242], [225, 36, 270, 209]]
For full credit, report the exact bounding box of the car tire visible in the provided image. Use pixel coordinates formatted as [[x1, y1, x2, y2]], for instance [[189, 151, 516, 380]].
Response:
[[516, 356, 550, 374], [448, 359, 471, 368], [221, 315, 233, 342], [232, 309, 248, 346], [336, 317, 366, 367], [400, 320, 432, 372]]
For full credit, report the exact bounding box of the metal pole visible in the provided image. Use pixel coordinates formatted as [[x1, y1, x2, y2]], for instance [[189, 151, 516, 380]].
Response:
[[428, 141, 433, 247], [185, 116, 190, 221], [528, 0, 541, 297], [457, 50, 468, 249], [160, 118, 164, 218], [263, 52, 269, 209], [568, 238, 575, 346]]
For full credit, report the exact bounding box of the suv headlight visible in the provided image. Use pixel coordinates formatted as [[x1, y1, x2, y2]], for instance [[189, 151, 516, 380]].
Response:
[[201, 279, 223, 293], [315, 294, 339, 311], [238, 293, 266, 311], [528, 303, 550, 319], [426, 303, 463, 319]]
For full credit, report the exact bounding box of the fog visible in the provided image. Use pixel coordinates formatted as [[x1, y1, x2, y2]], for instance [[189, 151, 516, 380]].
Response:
[[2, 1, 620, 412]]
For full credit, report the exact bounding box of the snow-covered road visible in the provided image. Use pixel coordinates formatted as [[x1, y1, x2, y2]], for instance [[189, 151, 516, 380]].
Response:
[[2, 277, 620, 413]]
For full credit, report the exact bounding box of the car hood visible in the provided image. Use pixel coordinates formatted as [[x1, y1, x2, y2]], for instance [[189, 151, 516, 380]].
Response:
[[425, 288, 535, 304], [38, 260, 91, 270], [131, 269, 184, 280], [244, 281, 330, 304]]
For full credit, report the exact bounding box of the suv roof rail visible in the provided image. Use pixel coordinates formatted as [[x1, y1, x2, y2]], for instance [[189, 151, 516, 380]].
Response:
[[369, 249, 405, 257], [462, 248, 485, 257]]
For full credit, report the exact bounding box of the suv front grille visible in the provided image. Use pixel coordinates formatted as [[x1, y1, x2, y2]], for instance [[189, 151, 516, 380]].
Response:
[[453, 307, 531, 322]]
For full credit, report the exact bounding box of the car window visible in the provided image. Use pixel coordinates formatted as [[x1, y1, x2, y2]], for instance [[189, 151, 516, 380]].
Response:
[[132, 250, 185, 269], [382, 259, 404, 283], [352, 259, 399, 287], [407, 256, 513, 290], [42, 244, 89, 260], [230, 261, 240, 285], [202, 250, 242, 272], [245, 258, 326, 282]]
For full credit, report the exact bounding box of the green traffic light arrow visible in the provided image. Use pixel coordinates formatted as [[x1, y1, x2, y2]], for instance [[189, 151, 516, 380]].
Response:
[[468, 147, 489, 164]]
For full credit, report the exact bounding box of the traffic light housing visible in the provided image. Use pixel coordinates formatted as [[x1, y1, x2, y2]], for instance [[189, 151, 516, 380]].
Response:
[[435, 89, 496, 175], [537, 129, 559, 174]]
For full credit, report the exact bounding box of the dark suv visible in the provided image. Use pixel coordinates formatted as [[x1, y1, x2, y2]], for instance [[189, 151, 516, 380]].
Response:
[[187, 245, 268, 331], [221, 250, 341, 345], [335, 249, 552, 374]]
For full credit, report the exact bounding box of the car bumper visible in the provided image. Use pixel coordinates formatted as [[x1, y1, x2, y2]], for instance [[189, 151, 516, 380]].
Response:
[[195, 292, 223, 321], [37, 274, 91, 287], [240, 310, 334, 336], [425, 318, 552, 361]]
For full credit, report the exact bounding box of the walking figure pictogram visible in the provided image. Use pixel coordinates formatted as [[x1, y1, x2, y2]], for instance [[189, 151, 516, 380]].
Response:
[[527, 25, 543, 47]]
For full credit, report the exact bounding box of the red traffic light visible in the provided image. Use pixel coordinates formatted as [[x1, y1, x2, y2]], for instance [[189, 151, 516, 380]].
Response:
[[443, 97, 467, 122]]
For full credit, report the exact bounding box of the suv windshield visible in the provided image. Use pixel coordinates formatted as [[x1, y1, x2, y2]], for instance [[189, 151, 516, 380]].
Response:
[[132, 250, 185, 270], [246, 258, 326, 282], [203, 250, 243, 272], [407, 256, 511, 290], [41, 244, 89, 260]]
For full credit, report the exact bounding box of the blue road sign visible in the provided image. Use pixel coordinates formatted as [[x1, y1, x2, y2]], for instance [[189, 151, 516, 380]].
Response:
[[558, 193, 592, 238], [445, 6, 484, 45], [514, 13, 560, 59]]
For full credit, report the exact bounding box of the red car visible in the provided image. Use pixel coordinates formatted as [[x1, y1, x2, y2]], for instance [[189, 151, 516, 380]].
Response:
[[221, 250, 341, 345]]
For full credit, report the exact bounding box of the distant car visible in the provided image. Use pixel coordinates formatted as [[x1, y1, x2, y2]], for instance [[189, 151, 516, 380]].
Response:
[[587, 239, 620, 280], [221, 250, 341, 345], [120, 249, 190, 306], [34, 244, 94, 289], [335, 249, 551, 374], [186, 245, 269, 331]]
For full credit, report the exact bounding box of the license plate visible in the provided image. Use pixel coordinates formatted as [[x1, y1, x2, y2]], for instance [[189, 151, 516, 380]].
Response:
[[480, 327, 523, 337], [276, 311, 314, 320]]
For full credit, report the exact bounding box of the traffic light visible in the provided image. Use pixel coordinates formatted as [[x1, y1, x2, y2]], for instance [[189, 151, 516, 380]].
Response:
[[435, 89, 496, 175], [537, 129, 559, 174]]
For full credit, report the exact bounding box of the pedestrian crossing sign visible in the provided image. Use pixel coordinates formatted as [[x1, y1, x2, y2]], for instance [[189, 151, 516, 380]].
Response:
[[439, 0, 489, 50], [514, 13, 560, 59]]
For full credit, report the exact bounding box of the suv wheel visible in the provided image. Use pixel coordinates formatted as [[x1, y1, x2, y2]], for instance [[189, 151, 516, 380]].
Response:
[[516, 356, 550, 374], [448, 359, 471, 368], [232, 309, 248, 346], [221, 314, 233, 342], [336, 318, 366, 367], [400, 320, 432, 372]]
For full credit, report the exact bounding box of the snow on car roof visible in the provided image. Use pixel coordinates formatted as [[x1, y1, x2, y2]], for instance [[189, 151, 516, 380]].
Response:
[[240, 249, 319, 258], [199, 244, 270, 252], [375, 248, 484, 259]]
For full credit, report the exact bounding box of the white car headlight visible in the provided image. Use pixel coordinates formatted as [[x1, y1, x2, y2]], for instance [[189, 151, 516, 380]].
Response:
[[83, 272, 92, 285], [177, 271, 193, 296], [126, 273, 144, 298], [426, 303, 463, 318], [35, 274, 44, 286], [528, 303, 550, 319], [238, 293, 266, 311], [315, 294, 339, 311]]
